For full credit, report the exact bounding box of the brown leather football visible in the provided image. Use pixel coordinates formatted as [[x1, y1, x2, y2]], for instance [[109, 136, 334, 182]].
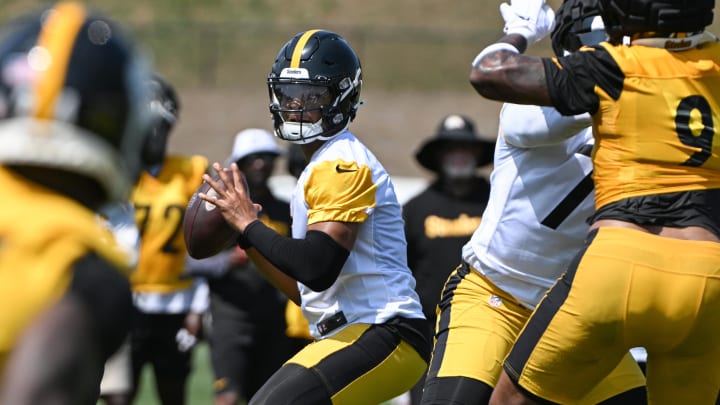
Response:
[[183, 172, 240, 259]]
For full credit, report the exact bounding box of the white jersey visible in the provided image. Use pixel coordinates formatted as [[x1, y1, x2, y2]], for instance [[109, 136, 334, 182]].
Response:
[[290, 130, 424, 339], [462, 103, 594, 308], [98, 201, 140, 268]]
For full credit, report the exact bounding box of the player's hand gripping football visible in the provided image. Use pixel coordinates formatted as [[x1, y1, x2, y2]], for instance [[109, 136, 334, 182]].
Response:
[[500, 0, 555, 44], [198, 162, 261, 233]]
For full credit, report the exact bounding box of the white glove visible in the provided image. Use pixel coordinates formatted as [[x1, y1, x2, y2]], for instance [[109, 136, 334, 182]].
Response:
[[175, 328, 197, 352], [500, 0, 555, 44]]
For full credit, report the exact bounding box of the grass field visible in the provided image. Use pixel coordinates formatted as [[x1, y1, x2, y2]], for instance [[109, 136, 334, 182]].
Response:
[[130, 342, 215, 405]]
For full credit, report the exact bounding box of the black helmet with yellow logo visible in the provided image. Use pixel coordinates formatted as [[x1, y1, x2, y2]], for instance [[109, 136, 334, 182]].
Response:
[[0, 1, 152, 201], [141, 74, 179, 168], [268, 29, 362, 145]]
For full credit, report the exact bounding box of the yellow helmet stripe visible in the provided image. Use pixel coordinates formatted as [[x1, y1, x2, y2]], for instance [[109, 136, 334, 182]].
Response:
[[33, 1, 87, 119], [290, 29, 321, 68]]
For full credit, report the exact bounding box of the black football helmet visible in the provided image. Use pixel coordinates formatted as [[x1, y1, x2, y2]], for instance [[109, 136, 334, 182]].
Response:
[[552, 0, 607, 56], [598, 0, 714, 41], [148, 73, 179, 128], [268, 29, 362, 144], [141, 74, 179, 167], [0, 1, 152, 201]]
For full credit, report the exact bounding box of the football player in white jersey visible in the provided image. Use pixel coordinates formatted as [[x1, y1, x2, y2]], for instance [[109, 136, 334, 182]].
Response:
[[419, 1, 646, 404], [199, 29, 430, 405]]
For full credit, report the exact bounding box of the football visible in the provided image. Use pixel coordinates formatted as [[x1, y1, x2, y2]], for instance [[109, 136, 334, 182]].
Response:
[[183, 171, 240, 259]]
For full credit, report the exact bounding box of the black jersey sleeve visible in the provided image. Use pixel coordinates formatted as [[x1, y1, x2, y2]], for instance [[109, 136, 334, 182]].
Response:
[[243, 220, 350, 292], [543, 45, 625, 116]]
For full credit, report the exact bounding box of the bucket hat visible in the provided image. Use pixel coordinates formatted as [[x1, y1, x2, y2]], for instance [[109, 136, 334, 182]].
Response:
[[415, 114, 495, 172]]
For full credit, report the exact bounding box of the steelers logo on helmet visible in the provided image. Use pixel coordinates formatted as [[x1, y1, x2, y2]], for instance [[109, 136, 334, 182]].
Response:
[[0, 1, 152, 202], [268, 29, 362, 144]]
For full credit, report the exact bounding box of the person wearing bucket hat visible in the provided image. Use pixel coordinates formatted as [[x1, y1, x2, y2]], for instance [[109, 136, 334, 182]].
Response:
[[402, 114, 494, 404], [405, 114, 494, 332], [185, 128, 306, 405], [414, 114, 495, 175]]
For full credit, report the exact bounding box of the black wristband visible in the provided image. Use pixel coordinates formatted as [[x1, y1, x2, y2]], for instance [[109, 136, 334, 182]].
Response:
[[236, 230, 253, 249]]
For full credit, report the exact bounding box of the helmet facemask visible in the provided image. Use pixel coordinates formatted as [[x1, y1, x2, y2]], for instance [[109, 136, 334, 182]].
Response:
[[268, 68, 361, 144], [267, 30, 363, 145]]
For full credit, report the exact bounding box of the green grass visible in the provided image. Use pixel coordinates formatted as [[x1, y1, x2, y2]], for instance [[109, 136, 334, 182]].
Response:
[[133, 342, 215, 405]]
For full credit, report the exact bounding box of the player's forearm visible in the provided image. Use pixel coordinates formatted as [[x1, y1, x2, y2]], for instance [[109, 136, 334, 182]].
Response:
[[470, 0, 554, 105], [242, 220, 349, 292], [247, 249, 301, 305], [469, 51, 551, 106]]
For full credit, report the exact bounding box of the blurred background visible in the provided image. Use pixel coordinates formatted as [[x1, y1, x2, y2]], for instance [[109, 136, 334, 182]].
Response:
[[1, 0, 576, 181], [3, 1, 720, 179]]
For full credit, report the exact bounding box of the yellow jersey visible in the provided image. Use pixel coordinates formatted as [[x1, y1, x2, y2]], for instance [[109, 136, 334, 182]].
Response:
[[545, 40, 720, 233], [0, 167, 130, 372], [130, 155, 207, 293]]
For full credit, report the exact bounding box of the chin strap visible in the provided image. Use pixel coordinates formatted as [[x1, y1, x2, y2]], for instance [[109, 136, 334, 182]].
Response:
[[629, 31, 718, 51]]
